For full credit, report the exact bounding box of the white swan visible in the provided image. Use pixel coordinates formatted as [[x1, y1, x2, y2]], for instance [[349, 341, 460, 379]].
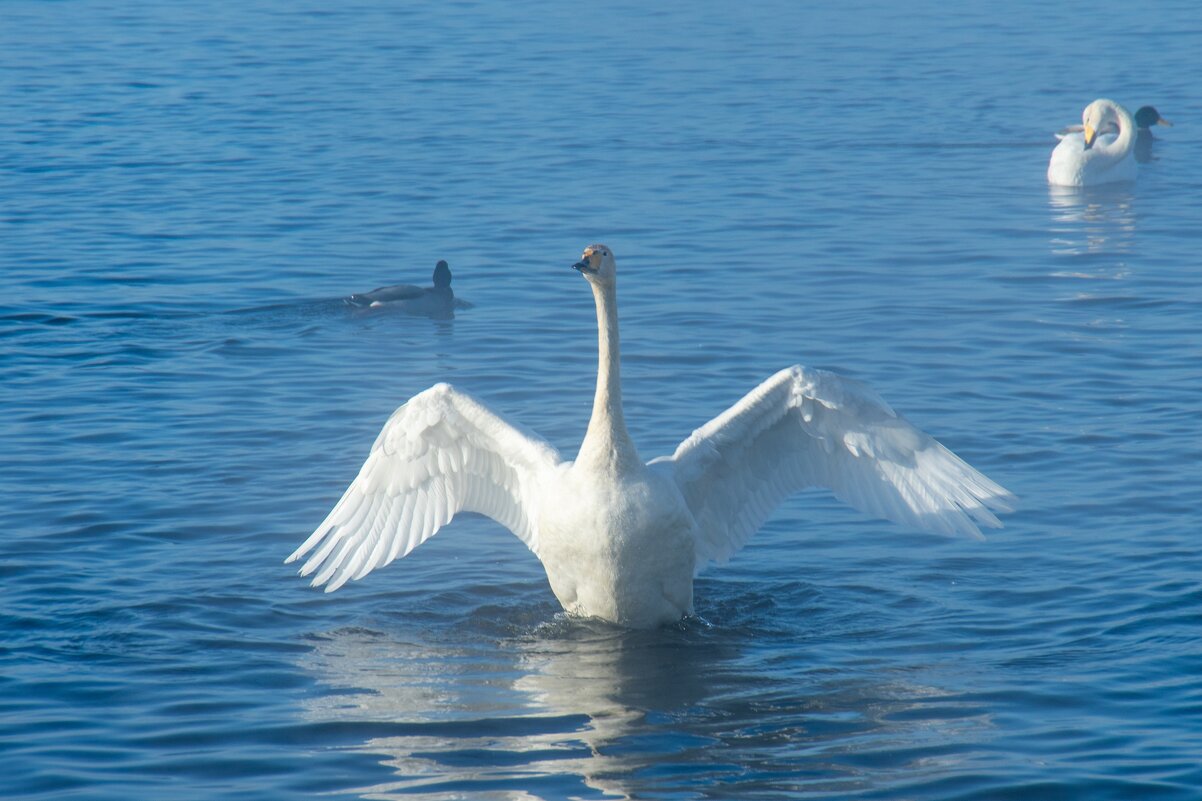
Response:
[[288, 245, 1015, 628], [1048, 99, 1137, 186]]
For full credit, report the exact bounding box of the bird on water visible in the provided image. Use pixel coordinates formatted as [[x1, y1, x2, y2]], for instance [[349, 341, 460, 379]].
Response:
[[346, 259, 456, 317], [290, 245, 1014, 628], [1048, 98, 1138, 186]]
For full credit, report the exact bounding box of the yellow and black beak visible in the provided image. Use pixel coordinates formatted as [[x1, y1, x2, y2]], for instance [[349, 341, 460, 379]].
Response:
[[1083, 124, 1097, 150], [573, 250, 599, 274]]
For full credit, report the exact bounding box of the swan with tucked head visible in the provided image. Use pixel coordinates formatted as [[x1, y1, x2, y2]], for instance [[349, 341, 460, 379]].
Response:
[[288, 245, 1014, 628], [1048, 99, 1137, 186]]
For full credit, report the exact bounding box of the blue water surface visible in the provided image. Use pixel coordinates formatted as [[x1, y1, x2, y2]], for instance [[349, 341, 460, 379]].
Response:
[[3, 1, 1201, 799]]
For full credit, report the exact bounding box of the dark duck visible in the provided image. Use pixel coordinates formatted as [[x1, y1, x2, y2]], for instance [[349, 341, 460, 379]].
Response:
[[347, 260, 458, 318], [1133, 106, 1172, 163]]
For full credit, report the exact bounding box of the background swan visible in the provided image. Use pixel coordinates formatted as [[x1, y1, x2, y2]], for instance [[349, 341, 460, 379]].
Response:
[[289, 245, 1015, 628], [346, 259, 457, 316], [1048, 98, 1137, 186]]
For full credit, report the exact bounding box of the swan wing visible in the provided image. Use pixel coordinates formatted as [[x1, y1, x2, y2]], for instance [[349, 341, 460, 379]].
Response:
[[663, 366, 1015, 572], [1054, 124, 1084, 140], [286, 383, 562, 591], [1055, 124, 1120, 141]]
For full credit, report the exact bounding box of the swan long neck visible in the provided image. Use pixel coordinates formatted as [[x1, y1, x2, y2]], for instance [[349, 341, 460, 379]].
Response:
[[577, 280, 639, 471], [1096, 101, 1135, 161]]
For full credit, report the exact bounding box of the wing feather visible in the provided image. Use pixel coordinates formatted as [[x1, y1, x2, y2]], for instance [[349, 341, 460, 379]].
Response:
[[663, 366, 1015, 572], [286, 383, 562, 591]]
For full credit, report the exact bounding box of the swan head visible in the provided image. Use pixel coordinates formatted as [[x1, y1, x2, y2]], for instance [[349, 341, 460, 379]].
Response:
[[1081, 99, 1127, 150], [572, 244, 616, 286], [432, 260, 451, 288]]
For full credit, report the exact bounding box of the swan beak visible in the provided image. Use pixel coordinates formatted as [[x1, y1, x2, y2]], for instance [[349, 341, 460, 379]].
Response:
[[573, 253, 598, 274], [1082, 124, 1097, 150], [1157, 117, 1173, 127]]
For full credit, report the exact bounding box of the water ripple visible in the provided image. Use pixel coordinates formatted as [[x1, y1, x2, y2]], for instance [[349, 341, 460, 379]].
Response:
[[3, 0, 1202, 799]]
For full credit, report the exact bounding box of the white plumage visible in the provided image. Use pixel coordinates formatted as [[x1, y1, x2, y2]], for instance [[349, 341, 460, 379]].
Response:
[[1048, 98, 1137, 187], [288, 245, 1014, 628]]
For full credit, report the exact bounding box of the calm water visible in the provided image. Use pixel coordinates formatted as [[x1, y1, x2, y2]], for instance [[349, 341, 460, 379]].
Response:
[[3, 1, 1201, 799]]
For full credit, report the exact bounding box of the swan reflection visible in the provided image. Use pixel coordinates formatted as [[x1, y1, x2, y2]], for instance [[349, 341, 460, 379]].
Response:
[[1047, 184, 1136, 267], [298, 616, 995, 799]]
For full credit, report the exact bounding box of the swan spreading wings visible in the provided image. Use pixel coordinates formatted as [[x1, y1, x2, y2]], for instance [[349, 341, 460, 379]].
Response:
[[288, 245, 1014, 628]]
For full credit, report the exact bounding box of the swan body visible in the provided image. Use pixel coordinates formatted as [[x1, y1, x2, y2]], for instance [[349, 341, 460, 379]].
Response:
[[538, 456, 697, 623], [1048, 99, 1137, 186], [347, 260, 456, 316], [290, 245, 1015, 628]]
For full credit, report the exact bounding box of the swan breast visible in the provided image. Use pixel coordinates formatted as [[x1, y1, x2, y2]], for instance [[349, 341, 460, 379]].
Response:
[[537, 462, 697, 627]]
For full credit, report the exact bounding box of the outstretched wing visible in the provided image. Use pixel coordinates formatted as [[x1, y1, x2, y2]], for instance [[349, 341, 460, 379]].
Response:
[[661, 366, 1015, 572], [286, 383, 562, 591]]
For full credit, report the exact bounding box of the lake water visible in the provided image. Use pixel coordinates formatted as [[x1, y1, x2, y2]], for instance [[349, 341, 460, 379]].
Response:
[[3, 1, 1201, 798]]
